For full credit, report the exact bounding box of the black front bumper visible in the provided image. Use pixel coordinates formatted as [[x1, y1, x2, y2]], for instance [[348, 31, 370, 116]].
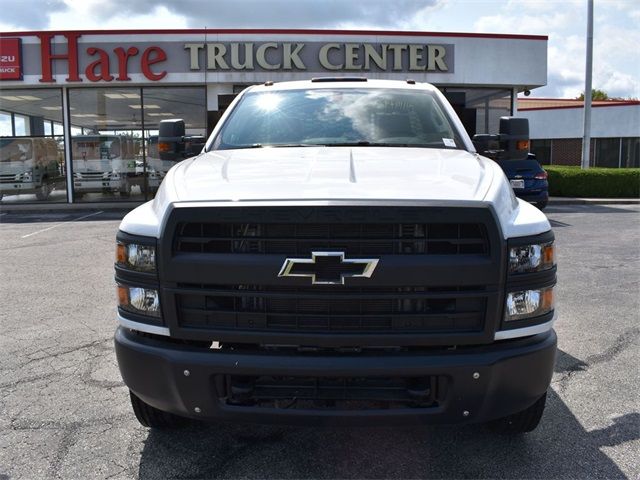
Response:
[[115, 327, 557, 426]]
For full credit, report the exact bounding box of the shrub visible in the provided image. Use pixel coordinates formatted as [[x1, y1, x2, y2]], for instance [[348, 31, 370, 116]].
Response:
[[545, 166, 640, 198]]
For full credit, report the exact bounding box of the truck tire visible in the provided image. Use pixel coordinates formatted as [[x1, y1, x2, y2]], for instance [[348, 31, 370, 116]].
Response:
[[119, 182, 131, 198], [489, 391, 547, 434], [129, 391, 185, 429], [35, 179, 52, 201]]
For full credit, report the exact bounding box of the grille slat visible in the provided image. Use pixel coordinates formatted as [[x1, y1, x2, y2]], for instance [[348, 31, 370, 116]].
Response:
[[175, 285, 487, 334], [174, 222, 489, 256]]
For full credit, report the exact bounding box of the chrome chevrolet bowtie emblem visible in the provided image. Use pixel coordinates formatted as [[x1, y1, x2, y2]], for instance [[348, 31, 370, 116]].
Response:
[[278, 251, 379, 285]]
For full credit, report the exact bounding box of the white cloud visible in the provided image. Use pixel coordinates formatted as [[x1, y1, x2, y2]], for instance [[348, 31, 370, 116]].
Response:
[[47, 4, 189, 30], [0, 0, 636, 99]]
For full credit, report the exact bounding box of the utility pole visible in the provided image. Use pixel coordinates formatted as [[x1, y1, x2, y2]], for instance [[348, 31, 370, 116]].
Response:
[[581, 0, 594, 169]]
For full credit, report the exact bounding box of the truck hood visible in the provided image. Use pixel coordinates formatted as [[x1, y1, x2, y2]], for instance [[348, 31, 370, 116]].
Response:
[[123, 146, 551, 240], [167, 147, 495, 202]]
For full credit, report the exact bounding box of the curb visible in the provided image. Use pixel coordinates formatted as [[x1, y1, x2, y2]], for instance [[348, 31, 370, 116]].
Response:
[[1, 198, 638, 214], [548, 197, 640, 206]]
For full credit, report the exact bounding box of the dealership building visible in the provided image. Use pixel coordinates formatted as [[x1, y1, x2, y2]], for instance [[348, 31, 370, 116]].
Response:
[[0, 28, 551, 204]]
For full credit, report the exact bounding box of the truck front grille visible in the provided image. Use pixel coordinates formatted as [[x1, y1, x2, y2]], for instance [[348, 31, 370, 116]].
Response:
[[160, 205, 504, 346], [174, 222, 489, 256], [174, 284, 487, 334]]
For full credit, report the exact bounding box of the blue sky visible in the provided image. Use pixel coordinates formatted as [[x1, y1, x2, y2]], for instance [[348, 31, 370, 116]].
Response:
[[0, 0, 638, 98]]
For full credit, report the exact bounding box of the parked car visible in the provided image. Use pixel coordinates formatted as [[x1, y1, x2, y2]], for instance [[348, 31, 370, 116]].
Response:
[[496, 153, 549, 210]]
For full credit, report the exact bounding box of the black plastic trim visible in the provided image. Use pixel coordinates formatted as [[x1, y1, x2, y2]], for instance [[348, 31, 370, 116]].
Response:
[[115, 327, 557, 426], [500, 310, 554, 331], [507, 230, 554, 248], [117, 307, 163, 327]]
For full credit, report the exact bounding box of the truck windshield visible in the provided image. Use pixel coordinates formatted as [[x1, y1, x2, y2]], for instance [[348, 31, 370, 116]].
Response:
[[72, 136, 121, 160], [212, 88, 465, 150], [0, 139, 33, 162]]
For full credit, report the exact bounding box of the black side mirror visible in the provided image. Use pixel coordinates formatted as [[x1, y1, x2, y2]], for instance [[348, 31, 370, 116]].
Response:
[[158, 119, 186, 161], [158, 119, 206, 161], [498, 117, 529, 161], [473, 117, 530, 161]]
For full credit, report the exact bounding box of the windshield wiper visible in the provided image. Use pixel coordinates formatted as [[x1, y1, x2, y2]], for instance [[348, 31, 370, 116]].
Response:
[[232, 143, 318, 149], [321, 141, 441, 148]]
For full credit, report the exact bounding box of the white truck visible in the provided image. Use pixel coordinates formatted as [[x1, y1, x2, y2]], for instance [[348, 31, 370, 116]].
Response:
[[71, 135, 143, 197], [0, 137, 60, 201], [114, 79, 557, 433]]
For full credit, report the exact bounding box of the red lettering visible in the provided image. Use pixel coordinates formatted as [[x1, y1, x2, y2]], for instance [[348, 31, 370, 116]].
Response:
[[38, 33, 81, 83], [141, 46, 167, 81], [85, 47, 113, 82], [113, 46, 139, 81]]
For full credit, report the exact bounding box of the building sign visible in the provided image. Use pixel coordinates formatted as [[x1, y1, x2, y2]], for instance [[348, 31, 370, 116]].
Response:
[[183, 42, 453, 72], [25, 34, 454, 83], [0, 31, 548, 88], [0, 38, 22, 80]]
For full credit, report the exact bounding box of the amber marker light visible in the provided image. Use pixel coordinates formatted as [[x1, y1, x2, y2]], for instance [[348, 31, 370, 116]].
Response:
[[541, 287, 555, 311], [516, 140, 530, 151], [543, 243, 555, 266], [116, 242, 127, 264], [117, 285, 129, 307]]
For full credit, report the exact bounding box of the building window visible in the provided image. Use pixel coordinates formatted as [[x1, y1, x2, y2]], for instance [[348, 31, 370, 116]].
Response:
[[594, 138, 621, 168], [68, 86, 206, 202], [621, 138, 640, 168], [0, 89, 66, 204], [530, 139, 552, 164], [142, 87, 206, 197]]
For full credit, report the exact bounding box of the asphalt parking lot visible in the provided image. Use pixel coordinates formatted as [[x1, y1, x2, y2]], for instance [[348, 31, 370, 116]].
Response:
[[0, 204, 638, 479]]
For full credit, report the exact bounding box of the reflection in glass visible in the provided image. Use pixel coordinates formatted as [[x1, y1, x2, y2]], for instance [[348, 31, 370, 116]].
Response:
[[0, 137, 64, 202], [142, 87, 206, 194], [215, 88, 463, 150], [71, 135, 140, 197], [69, 88, 145, 202], [0, 88, 66, 203]]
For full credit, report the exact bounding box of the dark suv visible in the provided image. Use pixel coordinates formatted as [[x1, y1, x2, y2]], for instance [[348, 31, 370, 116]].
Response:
[[496, 153, 549, 210]]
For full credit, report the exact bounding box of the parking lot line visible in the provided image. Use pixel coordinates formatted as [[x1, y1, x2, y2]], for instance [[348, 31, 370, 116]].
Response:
[[20, 210, 105, 238]]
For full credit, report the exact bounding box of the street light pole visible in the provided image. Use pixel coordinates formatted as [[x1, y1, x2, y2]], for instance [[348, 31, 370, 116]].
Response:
[[581, 0, 594, 169]]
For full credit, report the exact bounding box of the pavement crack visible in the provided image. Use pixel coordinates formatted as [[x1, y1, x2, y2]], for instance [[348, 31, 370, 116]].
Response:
[[21, 338, 112, 367], [585, 327, 640, 366], [553, 327, 640, 393]]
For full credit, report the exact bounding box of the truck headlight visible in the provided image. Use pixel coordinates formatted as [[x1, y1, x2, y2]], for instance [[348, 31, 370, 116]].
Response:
[[505, 287, 554, 321], [116, 242, 156, 272], [117, 285, 160, 317], [509, 242, 555, 274]]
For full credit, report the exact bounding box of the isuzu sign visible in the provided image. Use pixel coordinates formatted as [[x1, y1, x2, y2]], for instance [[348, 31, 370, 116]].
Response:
[[0, 38, 22, 80]]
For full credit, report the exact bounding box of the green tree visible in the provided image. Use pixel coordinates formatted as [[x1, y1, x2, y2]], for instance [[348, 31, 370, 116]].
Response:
[[577, 89, 609, 100]]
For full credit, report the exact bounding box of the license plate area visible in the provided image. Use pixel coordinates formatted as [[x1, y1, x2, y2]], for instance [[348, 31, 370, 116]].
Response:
[[510, 179, 525, 189], [216, 374, 447, 410]]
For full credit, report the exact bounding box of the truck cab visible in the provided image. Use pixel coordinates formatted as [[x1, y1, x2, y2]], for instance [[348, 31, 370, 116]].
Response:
[[71, 135, 138, 197], [0, 137, 60, 201], [114, 79, 556, 433]]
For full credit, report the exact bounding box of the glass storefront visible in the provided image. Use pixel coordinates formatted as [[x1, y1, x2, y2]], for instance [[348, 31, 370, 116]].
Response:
[[68, 86, 206, 202], [440, 88, 512, 137], [0, 89, 66, 203]]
